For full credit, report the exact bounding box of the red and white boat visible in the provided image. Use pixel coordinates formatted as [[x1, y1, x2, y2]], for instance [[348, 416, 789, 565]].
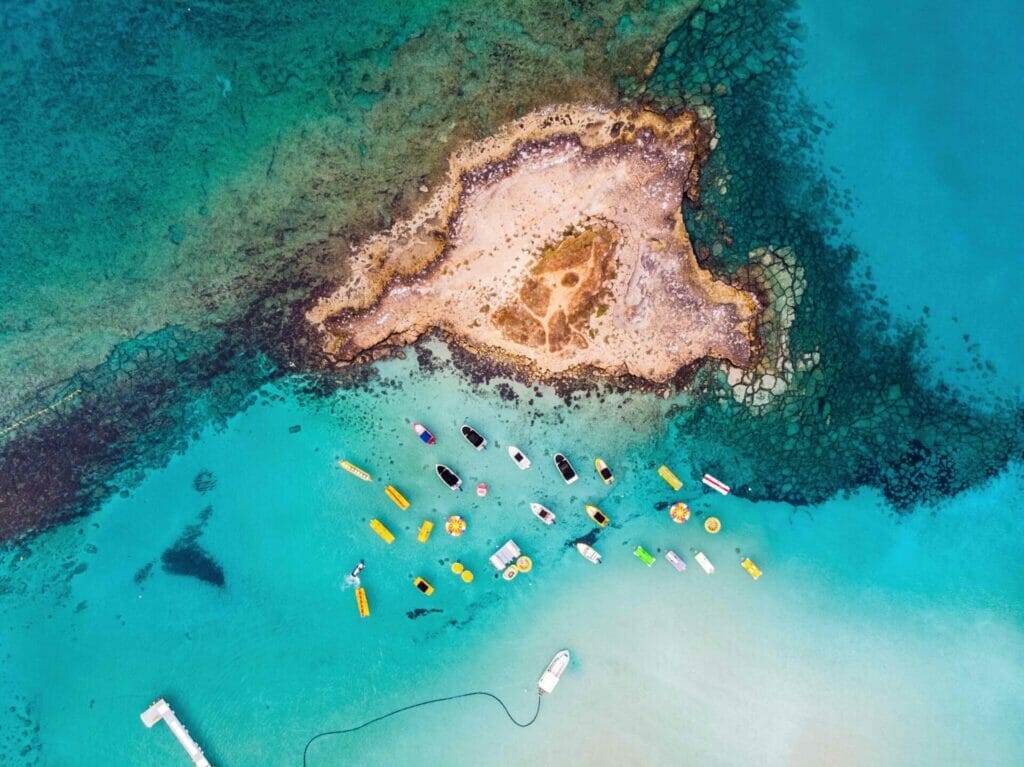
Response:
[[412, 422, 436, 445]]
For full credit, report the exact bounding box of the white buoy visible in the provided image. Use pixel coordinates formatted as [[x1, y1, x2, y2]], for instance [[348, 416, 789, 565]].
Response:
[[476, 483, 488, 497]]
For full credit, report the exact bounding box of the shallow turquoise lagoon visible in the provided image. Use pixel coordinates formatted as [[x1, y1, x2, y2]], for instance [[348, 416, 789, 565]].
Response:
[[2, 350, 1022, 765]]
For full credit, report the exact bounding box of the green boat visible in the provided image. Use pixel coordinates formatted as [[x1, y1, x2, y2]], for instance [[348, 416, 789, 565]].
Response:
[[633, 546, 655, 567]]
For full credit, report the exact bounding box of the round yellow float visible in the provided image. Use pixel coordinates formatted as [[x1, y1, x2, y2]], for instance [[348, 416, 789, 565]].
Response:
[[450, 562, 465, 575], [502, 565, 518, 581], [445, 515, 466, 537], [669, 502, 691, 524], [704, 516, 722, 534], [461, 570, 474, 583], [515, 555, 533, 573]]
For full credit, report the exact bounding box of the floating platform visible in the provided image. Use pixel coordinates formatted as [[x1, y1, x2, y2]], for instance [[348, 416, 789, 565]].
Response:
[[657, 465, 683, 491], [702, 474, 730, 495], [369, 519, 395, 544], [140, 698, 211, 767], [417, 520, 434, 543], [741, 558, 762, 580], [385, 485, 410, 510]]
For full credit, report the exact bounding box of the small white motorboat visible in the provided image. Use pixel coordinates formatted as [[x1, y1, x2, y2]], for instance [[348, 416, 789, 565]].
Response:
[[530, 502, 556, 525], [538, 650, 570, 695], [507, 445, 531, 469], [461, 424, 487, 450], [575, 542, 602, 564], [435, 463, 463, 491], [553, 453, 578, 484]]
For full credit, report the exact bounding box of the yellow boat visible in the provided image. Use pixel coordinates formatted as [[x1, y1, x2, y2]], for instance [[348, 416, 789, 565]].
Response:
[[657, 465, 683, 491], [741, 558, 762, 580], [369, 519, 395, 544], [385, 485, 410, 510], [355, 587, 370, 617], [338, 460, 372, 482], [594, 458, 614, 485], [413, 577, 434, 596], [585, 504, 610, 528], [417, 520, 434, 543]]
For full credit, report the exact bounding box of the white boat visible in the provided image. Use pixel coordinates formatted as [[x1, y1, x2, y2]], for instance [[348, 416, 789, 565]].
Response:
[[575, 542, 602, 564], [553, 453, 578, 484], [538, 650, 570, 695], [435, 463, 463, 491], [665, 551, 687, 572], [530, 502, 556, 525], [489, 539, 522, 571], [461, 424, 487, 450], [694, 550, 715, 574], [507, 445, 531, 469]]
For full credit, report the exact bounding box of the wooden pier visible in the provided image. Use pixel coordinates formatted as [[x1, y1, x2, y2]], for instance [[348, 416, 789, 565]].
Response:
[[140, 698, 211, 767]]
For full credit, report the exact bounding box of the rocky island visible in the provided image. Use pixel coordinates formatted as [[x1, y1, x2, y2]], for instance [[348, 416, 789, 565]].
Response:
[[308, 105, 765, 384]]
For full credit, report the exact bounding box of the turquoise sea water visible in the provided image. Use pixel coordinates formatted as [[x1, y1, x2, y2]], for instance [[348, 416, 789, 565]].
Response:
[[2, 0, 1024, 765], [3, 348, 1022, 765]]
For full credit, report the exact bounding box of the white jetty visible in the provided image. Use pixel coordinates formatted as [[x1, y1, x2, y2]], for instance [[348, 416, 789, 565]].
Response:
[[140, 698, 212, 767]]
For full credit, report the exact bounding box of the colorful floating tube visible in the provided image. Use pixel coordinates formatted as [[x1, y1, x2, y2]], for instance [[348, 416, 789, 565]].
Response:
[[338, 460, 372, 482], [657, 465, 683, 491], [369, 519, 395, 544], [704, 516, 722, 534], [669, 502, 691, 524], [355, 587, 370, 618], [385, 485, 410, 510], [702, 474, 730, 495]]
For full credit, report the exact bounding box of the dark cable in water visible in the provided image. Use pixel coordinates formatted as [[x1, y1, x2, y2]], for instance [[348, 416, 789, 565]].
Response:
[[302, 691, 542, 766]]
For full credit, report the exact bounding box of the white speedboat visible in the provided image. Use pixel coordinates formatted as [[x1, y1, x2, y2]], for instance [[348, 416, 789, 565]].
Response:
[[435, 464, 463, 491], [575, 542, 602, 564], [461, 424, 487, 450], [553, 453, 578, 484], [530, 502, 556, 525], [508, 445, 531, 469], [538, 650, 570, 695]]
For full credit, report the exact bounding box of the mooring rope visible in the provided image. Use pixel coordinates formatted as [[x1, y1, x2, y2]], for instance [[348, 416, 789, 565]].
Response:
[[302, 691, 542, 766], [0, 388, 81, 438]]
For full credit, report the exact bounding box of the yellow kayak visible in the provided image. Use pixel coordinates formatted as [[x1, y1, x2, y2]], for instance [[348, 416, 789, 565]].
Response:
[[385, 485, 410, 510], [338, 460, 372, 482], [657, 465, 683, 491], [369, 519, 395, 544], [741, 558, 762, 580], [355, 587, 371, 617]]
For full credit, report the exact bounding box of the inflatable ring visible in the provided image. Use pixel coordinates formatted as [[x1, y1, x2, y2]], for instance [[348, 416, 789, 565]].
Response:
[[502, 565, 518, 581], [445, 515, 466, 537], [704, 516, 721, 534], [669, 502, 691, 524], [476, 483, 488, 497], [461, 570, 474, 583], [515, 555, 533, 573], [451, 562, 465, 575]]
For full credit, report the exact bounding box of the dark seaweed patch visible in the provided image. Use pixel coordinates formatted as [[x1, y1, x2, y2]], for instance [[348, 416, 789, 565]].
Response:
[[406, 607, 444, 620], [192, 470, 217, 494], [160, 506, 224, 587]]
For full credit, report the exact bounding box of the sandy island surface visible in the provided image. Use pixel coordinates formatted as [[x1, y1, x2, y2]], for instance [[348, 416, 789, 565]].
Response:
[[308, 104, 762, 384]]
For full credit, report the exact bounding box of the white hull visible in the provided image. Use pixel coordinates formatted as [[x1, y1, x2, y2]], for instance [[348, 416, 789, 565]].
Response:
[[575, 542, 602, 564], [530, 502, 555, 525], [538, 650, 570, 695], [508, 445, 531, 469]]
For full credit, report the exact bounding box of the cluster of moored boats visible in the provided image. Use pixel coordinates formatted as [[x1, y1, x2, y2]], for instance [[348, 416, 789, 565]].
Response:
[[339, 418, 761, 617]]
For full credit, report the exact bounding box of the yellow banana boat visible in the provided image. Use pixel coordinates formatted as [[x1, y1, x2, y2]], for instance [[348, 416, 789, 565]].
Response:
[[338, 460, 371, 481], [355, 587, 370, 617], [385, 485, 410, 510]]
